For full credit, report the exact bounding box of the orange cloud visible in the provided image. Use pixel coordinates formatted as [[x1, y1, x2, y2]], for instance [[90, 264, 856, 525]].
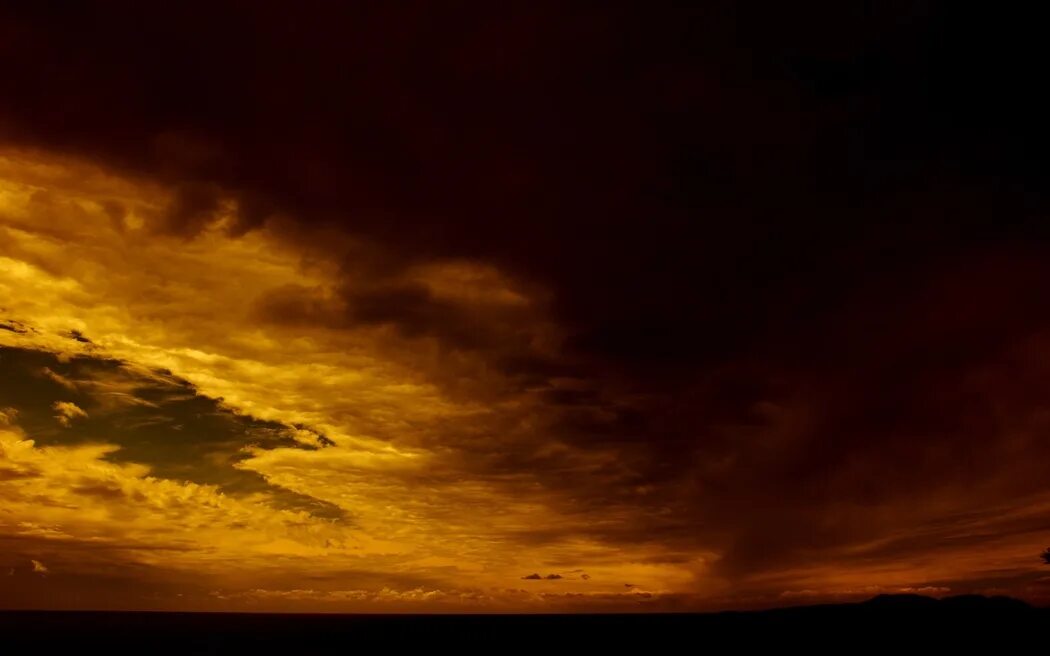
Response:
[[3, 147, 1050, 612]]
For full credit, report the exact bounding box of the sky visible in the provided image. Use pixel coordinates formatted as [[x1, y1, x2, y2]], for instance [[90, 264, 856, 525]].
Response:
[[2, 1, 1050, 612]]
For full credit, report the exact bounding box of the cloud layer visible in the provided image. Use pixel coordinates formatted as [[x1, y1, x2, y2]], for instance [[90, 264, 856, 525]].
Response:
[[3, 2, 1050, 610]]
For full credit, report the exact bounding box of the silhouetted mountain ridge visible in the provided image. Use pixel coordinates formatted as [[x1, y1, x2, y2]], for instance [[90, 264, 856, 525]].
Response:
[[863, 592, 1033, 612]]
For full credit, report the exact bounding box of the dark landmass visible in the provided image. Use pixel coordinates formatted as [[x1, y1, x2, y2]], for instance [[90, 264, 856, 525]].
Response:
[[0, 595, 1043, 652]]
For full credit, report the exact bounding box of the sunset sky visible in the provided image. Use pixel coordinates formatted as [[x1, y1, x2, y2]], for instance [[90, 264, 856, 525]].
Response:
[[2, 2, 1050, 612]]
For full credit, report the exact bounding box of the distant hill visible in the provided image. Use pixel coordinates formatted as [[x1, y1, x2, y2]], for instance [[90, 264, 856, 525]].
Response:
[[866, 592, 1034, 612]]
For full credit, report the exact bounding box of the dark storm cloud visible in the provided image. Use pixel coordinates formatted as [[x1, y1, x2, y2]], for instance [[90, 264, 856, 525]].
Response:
[[162, 181, 227, 237], [6, 1, 1048, 368], [5, 0, 1050, 595], [255, 279, 538, 353], [521, 573, 563, 580]]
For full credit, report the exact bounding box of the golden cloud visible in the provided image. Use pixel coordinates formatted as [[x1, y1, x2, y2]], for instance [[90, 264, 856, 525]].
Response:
[[0, 148, 700, 609]]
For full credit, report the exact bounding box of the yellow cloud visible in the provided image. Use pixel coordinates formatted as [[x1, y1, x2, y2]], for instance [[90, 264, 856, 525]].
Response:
[[51, 400, 87, 427], [0, 147, 699, 609]]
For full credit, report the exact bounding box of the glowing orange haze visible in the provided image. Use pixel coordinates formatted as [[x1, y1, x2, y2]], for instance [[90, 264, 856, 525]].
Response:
[[1, 149, 1049, 611]]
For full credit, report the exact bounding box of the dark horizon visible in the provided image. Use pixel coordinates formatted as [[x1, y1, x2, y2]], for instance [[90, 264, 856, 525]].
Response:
[[1, 594, 1045, 651]]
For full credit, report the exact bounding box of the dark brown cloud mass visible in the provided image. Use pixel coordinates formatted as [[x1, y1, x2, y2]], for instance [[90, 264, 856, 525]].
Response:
[[3, 1, 1050, 610]]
